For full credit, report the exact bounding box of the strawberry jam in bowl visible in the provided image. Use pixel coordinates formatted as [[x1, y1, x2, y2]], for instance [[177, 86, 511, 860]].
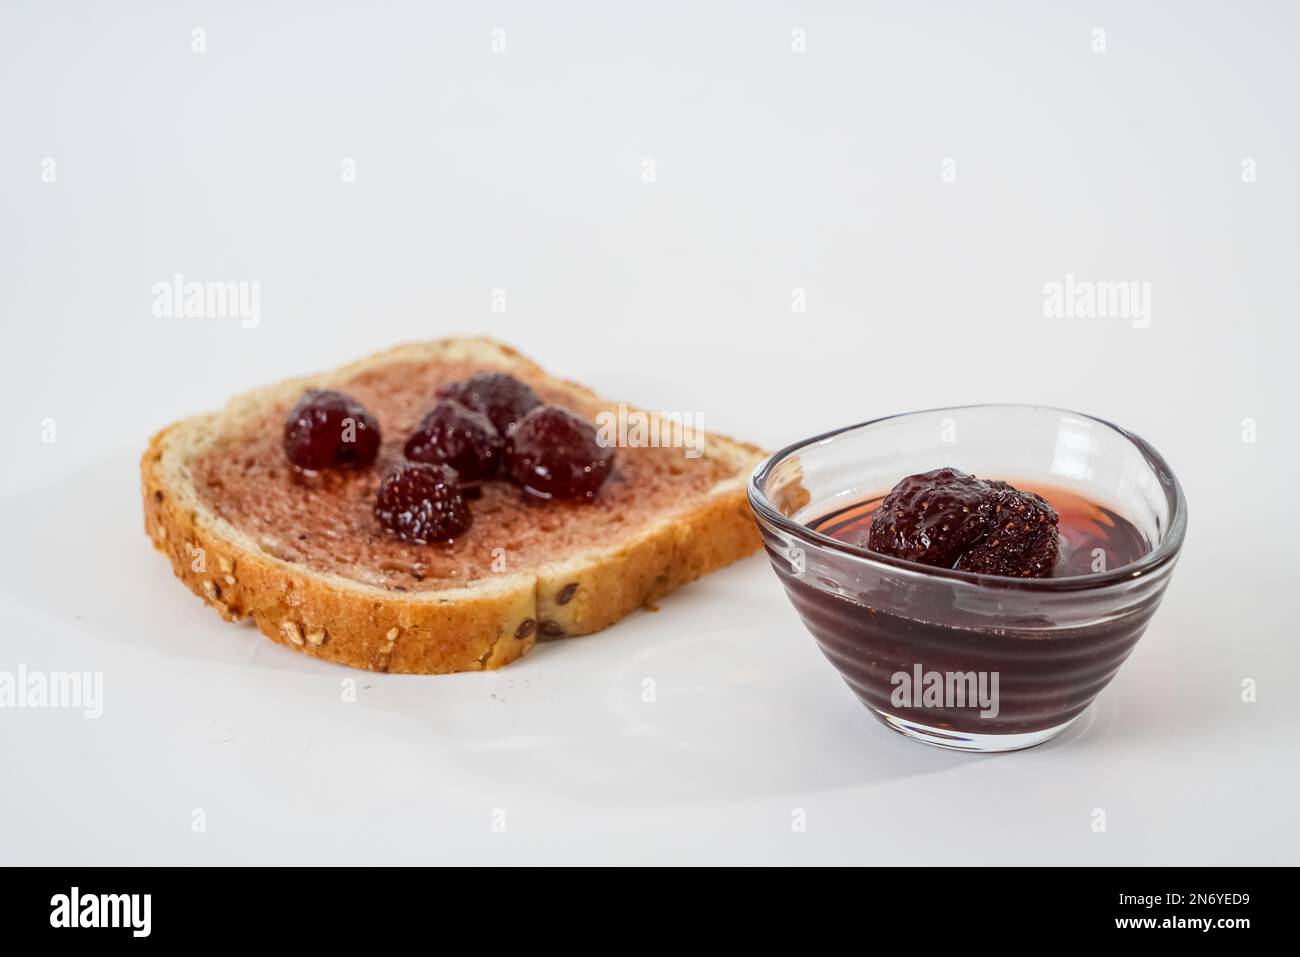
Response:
[[747, 405, 1187, 752]]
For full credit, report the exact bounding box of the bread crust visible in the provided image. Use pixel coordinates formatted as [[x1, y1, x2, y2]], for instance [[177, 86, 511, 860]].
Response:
[[141, 338, 765, 674]]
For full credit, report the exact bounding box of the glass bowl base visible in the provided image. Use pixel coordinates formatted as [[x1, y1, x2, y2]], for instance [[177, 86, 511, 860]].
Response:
[[871, 708, 1082, 753]]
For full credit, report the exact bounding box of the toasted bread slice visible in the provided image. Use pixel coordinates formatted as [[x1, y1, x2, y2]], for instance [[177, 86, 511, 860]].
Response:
[[141, 338, 765, 674]]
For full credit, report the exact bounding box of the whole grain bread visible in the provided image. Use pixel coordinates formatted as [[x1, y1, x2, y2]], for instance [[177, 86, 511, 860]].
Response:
[[141, 338, 765, 674]]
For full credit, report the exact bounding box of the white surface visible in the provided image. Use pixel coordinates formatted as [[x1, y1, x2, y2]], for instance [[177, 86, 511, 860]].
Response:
[[1, 2, 1297, 865]]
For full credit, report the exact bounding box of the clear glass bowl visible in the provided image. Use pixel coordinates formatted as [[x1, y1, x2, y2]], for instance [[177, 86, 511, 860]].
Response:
[[747, 405, 1187, 752]]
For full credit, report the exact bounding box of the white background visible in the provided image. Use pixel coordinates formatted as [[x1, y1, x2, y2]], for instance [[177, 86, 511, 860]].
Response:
[[1, 2, 1296, 864]]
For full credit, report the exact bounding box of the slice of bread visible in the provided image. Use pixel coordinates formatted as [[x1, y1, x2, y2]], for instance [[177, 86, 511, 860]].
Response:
[[141, 338, 765, 674]]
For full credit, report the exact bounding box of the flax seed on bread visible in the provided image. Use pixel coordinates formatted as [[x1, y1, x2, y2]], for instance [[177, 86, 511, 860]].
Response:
[[141, 337, 765, 674]]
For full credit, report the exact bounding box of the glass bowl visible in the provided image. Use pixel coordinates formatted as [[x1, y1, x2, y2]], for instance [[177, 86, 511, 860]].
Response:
[[747, 405, 1187, 752]]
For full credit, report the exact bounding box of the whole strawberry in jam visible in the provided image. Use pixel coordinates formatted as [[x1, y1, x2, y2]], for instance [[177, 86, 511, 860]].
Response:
[[374, 463, 472, 544], [957, 486, 1060, 578], [283, 389, 381, 471], [865, 468, 1061, 578], [866, 468, 994, 569], [437, 373, 541, 436], [506, 405, 615, 501], [404, 400, 503, 482]]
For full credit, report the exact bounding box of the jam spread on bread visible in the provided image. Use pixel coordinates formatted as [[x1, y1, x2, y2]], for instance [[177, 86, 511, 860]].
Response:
[[281, 372, 616, 543], [186, 358, 734, 591], [275, 374, 618, 540]]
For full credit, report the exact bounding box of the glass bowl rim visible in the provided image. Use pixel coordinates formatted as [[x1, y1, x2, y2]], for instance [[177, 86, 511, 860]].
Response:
[[747, 403, 1188, 593]]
